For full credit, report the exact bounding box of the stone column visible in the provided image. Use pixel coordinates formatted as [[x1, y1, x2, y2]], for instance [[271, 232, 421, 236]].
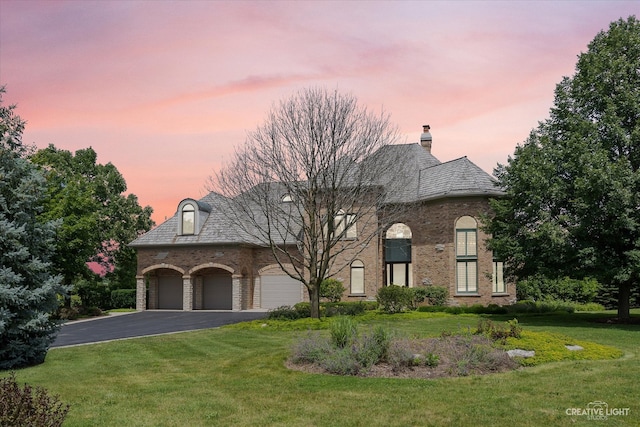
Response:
[[136, 276, 146, 311], [182, 276, 193, 311], [148, 276, 158, 309], [253, 276, 261, 309], [194, 276, 203, 310], [232, 275, 241, 311]]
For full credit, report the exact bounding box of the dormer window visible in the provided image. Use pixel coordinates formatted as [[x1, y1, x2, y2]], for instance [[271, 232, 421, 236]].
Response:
[[182, 203, 195, 235], [281, 194, 293, 203]]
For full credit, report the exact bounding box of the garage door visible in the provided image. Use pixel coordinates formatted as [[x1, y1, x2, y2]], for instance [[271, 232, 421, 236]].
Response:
[[261, 275, 303, 309], [203, 273, 232, 310], [158, 275, 183, 309]]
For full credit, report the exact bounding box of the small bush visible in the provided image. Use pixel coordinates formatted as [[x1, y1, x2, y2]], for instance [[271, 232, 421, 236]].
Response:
[[320, 348, 361, 375], [57, 307, 80, 321], [476, 318, 522, 343], [323, 301, 376, 317], [291, 331, 333, 364], [516, 276, 599, 303], [0, 373, 70, 427], [376, 285, 412, 313], [320, 279, 346, 303], [110, 289, 136, 309], [291, 323, 393, 376], [330, 316, 358, 348], [387, 339, 417, 370], [422, 286, 449, 306], [293, 302, 312, 318], [267, 305, 302, 320]]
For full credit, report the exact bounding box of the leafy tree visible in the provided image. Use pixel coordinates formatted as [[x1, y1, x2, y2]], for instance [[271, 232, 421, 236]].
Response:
[[211, 87, 408, 318], [30, 145, 154, 295], [485, 16, 640, 319], [0, 87, 67, 368]]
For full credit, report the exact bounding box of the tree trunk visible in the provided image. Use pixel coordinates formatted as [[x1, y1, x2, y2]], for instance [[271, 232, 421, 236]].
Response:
[[308, 281, 321, 319], [617, 282, 631, 320]]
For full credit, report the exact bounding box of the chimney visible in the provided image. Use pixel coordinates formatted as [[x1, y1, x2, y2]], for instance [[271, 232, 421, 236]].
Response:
[[420, 124, 432, 152]]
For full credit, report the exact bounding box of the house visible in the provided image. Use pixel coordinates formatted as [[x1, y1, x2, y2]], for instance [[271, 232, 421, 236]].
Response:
[[129, 126, 510, 311]]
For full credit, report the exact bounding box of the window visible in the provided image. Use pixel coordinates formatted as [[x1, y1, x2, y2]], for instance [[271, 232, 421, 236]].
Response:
[[456, 216, 477, 293], [350, 260, 365, 294], [385, 223, 412, 287], [493, 261, 505, 293], [333, 210, 357, 239], [182, 203, 195, 235], [281, 194, 293, 203]]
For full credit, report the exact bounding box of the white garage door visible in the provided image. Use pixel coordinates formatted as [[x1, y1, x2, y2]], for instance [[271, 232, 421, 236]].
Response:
[[261, 275, 303, 309], [158, 275, 183, 309], [203, 273, 232, 310]]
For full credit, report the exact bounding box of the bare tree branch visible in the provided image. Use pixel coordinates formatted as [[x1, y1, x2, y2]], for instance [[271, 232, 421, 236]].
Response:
[[208, 87, 410, 318]]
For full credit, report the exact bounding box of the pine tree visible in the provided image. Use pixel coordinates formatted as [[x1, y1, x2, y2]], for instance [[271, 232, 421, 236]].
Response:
[[0, 87, 67, 368]]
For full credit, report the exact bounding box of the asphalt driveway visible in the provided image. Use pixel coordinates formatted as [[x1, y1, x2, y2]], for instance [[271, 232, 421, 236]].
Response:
[[52, 310, 267, 348]]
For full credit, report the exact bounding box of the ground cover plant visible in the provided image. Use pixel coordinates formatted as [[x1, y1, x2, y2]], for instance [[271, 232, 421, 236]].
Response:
[[288, 316, 621, 379], [3, 310, 639, 426]]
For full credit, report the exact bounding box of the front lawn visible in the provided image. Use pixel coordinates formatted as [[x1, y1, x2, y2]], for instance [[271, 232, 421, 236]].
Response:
[[5, 310, 640, 426]]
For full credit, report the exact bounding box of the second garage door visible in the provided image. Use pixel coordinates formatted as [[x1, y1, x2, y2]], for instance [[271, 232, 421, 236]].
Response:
[[260, 275, 303, 309], [203, 273, 233, 310]]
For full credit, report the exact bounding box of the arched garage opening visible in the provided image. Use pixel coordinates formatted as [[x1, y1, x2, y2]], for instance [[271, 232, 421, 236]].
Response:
[[156, 269, 183, 310], [195, 267, 233, 310]]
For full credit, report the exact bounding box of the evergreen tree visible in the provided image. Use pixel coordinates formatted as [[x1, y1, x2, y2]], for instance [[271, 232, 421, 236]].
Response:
[[485, 17, 640, 319], [0, 87, 66, 368]]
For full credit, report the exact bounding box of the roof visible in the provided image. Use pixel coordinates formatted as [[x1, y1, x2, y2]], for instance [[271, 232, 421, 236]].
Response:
[[130, 142, 503, 248]]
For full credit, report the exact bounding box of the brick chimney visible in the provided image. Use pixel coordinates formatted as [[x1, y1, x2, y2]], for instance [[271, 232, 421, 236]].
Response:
[[420, 125, 432, 152]]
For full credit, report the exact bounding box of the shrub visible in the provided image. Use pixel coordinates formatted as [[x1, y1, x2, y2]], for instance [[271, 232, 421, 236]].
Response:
[[291, 323, 393, 375], [291, 331, 333, 364], [293, 302, 312, 318], [516, 276, 599, 303], [320, 348, 361, 375], [320, 279, 346, 303], [267, 305, 302, 320], [74, 277, 111, 309], [323, 301, 377, 317], [376, 285, 412, 313], [422, 286, 449, 306], [507, 300, 575, 314], [0, 373, 69, 427], [387, 339, 417, 370], [110, 289, 136, 309], [476, 318, 522, 343]]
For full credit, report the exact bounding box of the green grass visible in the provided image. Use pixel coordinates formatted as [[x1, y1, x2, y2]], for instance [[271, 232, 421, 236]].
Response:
[[5, 310, 640, 426]]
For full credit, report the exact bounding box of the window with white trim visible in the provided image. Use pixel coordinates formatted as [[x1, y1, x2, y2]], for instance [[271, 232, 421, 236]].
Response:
[[350, 260, 365, 294], [493, 261, 505, 293], [456, 216, 478, 293], [334, 209, 357, 239]]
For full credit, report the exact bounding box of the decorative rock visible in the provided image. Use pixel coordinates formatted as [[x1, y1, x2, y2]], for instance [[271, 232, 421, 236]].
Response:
[[565, 345, 584, 351], [507, 349, 535, 358]]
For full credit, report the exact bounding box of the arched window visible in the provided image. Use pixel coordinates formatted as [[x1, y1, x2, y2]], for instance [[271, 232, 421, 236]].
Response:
[[182, 203, 195, 235], [456, 216, 477, 293], [350, 260, 365, 294], [385, 223, 412, 287]]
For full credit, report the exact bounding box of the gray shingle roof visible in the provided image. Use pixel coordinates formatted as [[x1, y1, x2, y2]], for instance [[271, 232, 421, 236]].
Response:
[[130, 143, 503, 248]]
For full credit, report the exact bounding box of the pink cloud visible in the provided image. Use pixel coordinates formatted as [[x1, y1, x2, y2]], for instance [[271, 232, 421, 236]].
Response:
[[2, 0, 638, 224]]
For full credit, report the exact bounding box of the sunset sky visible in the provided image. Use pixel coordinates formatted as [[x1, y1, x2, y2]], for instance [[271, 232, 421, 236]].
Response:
[[1, 1, 637, 224]]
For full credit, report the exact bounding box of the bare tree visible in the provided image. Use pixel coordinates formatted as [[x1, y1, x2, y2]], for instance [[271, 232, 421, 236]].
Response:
[[210, 87, 409, 318]]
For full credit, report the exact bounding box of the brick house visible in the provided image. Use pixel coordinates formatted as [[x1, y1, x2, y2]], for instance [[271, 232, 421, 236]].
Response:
[[129, 126, 511, 311]]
